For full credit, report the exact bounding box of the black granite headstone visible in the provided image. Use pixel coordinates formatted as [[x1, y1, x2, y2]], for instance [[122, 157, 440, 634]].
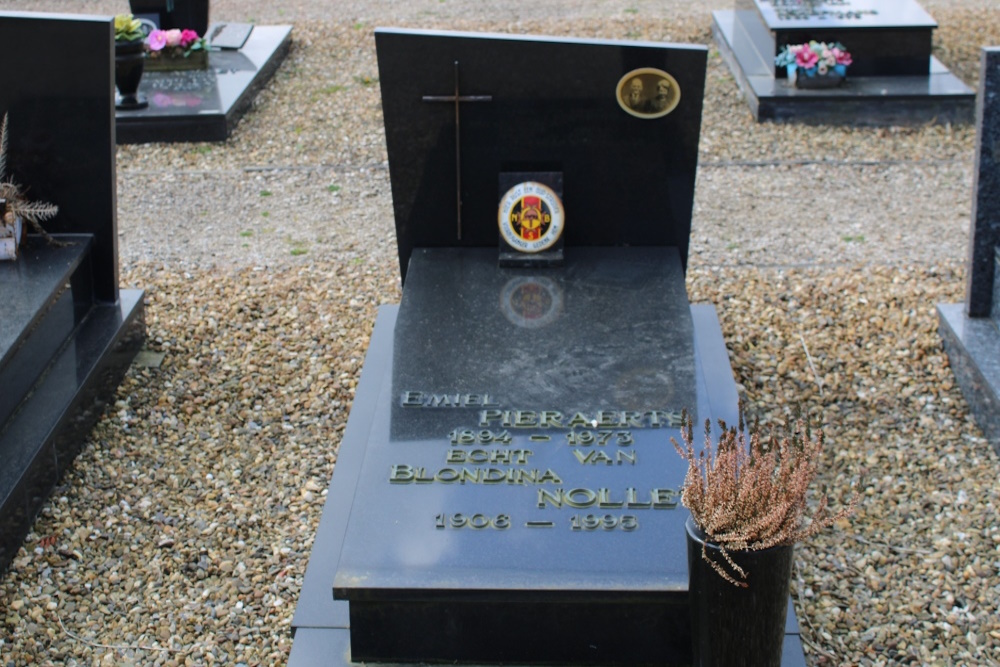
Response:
[[290, 29, 806, 667], [375, 29, 707, 282], [713, 0, 974, 123], [0, 11, 144, 573], [939, 47, 1000, 454]]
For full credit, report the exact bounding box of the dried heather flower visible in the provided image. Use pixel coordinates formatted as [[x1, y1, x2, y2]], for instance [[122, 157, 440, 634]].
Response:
[[672, 404, 855, 586]]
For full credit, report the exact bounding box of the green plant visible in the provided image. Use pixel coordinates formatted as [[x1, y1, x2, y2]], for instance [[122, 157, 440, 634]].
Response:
[[114, 14, 144, 42], [672, 405, 854, 586]]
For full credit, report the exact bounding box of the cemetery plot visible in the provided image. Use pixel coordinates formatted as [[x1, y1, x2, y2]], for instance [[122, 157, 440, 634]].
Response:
[[714, 0, 974, 123], [0, 11, 144, 574], [116, 24, 292, 143], [290, 28, 807, 667]]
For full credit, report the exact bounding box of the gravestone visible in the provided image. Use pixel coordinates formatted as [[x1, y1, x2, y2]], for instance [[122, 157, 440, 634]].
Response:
[[0, 11, 145, 573], [115, 24, 292, 143], [939, 47, 1000, 455], [713, 0, 974, 123], [129, 0, 210, 35], [289, 29, 806, 666]]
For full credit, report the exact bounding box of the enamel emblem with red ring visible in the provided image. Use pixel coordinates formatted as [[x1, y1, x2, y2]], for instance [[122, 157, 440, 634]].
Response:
[[498, 181, 565, 253]]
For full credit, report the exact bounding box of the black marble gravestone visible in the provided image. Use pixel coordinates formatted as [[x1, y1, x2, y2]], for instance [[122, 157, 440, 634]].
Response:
[[115, 24, 292, 143], [289, 29, 806, 666], [0, 12, 145, 573], [939, 47, 1000, 455], [713, 0, 974, 123]]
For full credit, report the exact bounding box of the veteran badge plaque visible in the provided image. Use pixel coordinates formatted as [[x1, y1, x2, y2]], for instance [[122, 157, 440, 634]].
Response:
[[497, 175, 565, 267]]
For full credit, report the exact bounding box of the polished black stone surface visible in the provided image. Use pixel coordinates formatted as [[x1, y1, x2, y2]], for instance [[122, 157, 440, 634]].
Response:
[[0, 12, 145, 574], [738, 0, 937, 78], [966, 48, 1000, 317], [0, 12, 119, 302], [0, 237, 93, 427], [116, 25, 292, 143], [289, 299, 806, 666], [712, 8, 974, 124], [375, 29, 707, 283], [328, 248, 731, 664]]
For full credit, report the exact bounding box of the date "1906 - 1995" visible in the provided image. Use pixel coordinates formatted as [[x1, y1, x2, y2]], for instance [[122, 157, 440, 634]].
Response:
[[434, 513, 638, 531]]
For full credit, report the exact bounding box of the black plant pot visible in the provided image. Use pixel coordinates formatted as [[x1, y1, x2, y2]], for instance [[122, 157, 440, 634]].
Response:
[[115, 39, 148, 110], [686, 517, 794, 667]]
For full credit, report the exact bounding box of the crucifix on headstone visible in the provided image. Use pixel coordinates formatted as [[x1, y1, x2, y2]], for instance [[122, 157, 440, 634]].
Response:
[[422, 61, 491, 240]]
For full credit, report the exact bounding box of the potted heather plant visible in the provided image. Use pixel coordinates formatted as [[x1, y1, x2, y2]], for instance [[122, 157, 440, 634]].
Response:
[[673, 405, 854, 667], [775, 40, 852, 89], [114, 13, 149, 110]]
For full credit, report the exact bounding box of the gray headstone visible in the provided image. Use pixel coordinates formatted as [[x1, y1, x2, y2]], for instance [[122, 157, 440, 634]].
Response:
[[966, 47, 1000, 317]]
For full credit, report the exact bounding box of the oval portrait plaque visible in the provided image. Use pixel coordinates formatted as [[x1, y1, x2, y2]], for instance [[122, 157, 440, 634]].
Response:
[[616, 68, 681, 119], [497, 181, 565, 254]]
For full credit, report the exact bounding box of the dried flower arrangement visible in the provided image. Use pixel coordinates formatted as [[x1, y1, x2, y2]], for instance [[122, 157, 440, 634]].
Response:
[[673, 405, 854, 587], [0, 113, 59, 248]]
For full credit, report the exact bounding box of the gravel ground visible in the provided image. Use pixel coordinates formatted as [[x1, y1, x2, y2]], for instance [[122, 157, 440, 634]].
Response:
[[2, 1, 1000, 665]]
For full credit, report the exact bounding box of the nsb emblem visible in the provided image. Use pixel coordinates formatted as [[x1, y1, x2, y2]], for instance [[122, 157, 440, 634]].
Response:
[[497, 181, 564, 254]]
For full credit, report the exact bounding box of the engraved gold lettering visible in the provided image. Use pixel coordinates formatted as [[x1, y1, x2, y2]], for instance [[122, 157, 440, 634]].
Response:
[[617, 450, 637, 465], [538, 488, 562, 508], [596, 411, 620, 428], [622, 411, 643, 427], [437, 468, 461, 483], [598, 488, 624, 508], [401, 391, 424, 407], [625, 487, 650, 508], [390, 464, 414, 483], [565, 488, 598, 508], [537, 469, 562, 484], [479, 409, 503, 426], [567, 412, 590, 428], [652, 488, 678, 508], [539, 411, 563, 427], [514, 410, 538, 427], [446, 449, 465, 464]]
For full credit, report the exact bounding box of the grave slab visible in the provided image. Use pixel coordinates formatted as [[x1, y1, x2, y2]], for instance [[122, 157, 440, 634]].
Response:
[[939, 47, 1000, 455], [0, 11, 144, 573], [713, 0, 974, 124], [115, 24, 292, 143], [291, 28, 806, 666]]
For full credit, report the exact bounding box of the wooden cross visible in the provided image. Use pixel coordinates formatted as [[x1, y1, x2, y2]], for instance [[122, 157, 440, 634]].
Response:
[[422, 61, 492, 240]]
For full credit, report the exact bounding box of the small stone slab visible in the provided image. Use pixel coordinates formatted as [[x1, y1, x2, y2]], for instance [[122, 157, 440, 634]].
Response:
[[116, 24, 291, 143]]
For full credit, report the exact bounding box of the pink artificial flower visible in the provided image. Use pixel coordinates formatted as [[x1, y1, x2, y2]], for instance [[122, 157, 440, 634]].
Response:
[[147, 30, 167, 51], [164, 29, 182, 47], [795, 45, 819, 69], [180, 29, 200, 47], [833, 47, 853, 66]]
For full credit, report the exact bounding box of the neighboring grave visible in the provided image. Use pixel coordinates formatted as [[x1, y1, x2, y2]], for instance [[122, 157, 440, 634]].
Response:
[[939, 47, 1000, 455], [115, 24, 292, 143], [0, 11, 144, 573], [289, 29, 806, 666], [713, 0, 974, 123]]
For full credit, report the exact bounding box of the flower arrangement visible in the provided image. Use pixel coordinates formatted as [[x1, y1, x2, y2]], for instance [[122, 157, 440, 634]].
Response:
[[145, 28, 208, 61], [775, 40, 852, 79], [113, 13, 144, 42], [673, 405, 855, 586]]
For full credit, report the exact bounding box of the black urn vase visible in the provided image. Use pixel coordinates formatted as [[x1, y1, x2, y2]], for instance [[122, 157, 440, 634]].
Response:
[[115, 39, 148, 110], [686, 517, 794, 667]]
